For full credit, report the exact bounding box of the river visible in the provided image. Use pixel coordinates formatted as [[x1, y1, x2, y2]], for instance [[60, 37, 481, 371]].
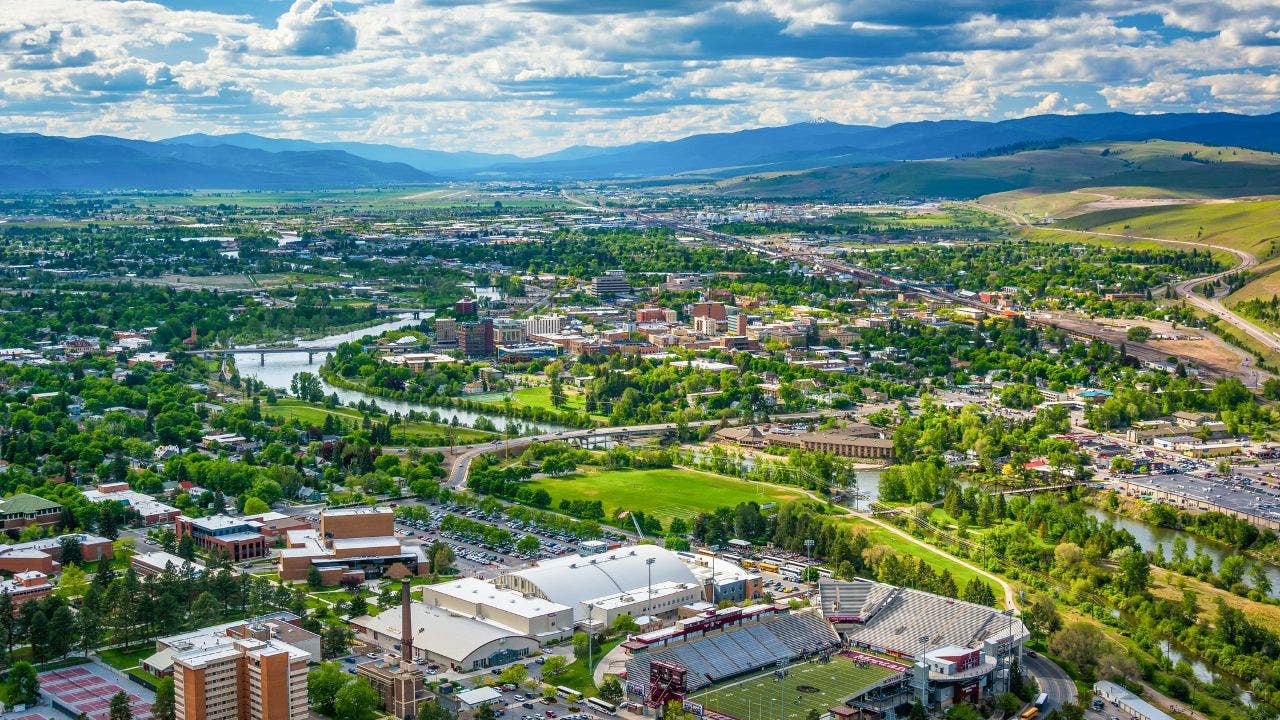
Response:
[[231, 314, 569, 434]]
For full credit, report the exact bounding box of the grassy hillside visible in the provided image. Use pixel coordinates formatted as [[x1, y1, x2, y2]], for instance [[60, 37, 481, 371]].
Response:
[[1052, 199, 1280, 257], [712, 140, 1280, 201]]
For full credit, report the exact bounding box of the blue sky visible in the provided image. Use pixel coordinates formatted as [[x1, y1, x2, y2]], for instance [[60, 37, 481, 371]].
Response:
[[0, 0, 1277, 155]]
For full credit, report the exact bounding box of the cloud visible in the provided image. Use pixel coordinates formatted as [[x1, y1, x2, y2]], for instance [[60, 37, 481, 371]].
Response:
[[255, 0, 357, 56], [0, 0, 1276, 153]]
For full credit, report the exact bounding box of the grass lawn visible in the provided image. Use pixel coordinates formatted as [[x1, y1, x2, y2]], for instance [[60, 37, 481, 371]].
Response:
[[833, 516, 986, 592], [544, 637, 623, 696], [1053, 198, 1280, 258], [701, 656, 897, 720], [98, 645, 155, 671], [264, 399, 494, 444], [528, 467, 807, 524], [471, 387, 597, 416]]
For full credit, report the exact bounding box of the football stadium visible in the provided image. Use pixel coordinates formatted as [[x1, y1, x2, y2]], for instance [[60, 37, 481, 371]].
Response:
[[622, 579, 1027, 719]]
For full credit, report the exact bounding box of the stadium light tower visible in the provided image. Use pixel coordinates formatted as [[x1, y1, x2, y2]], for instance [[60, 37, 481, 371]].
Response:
[[646, 556, 657, 619], [587, 602, 595, 676], [804, 538, 814, 562]]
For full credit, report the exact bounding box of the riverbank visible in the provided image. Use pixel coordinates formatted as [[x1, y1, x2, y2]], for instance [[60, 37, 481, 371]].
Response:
[[319, 366, 599, 429]]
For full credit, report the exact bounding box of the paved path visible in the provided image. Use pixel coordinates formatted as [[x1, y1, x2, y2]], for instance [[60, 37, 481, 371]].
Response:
[[1023, 653, 1076, 715]]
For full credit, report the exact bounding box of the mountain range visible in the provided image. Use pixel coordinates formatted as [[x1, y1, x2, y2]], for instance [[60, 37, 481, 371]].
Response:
[[4, 111, 1280, 191]]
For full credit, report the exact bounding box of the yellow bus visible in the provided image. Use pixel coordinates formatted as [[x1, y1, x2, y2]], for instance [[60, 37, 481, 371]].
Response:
[[1020, 708, 1038, 720]]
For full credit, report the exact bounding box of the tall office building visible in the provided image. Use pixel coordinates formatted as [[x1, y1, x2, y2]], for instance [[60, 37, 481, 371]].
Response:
[[459, 319, 495, 358], [590, 270, 631, 297], [523, 314, 563, 336]]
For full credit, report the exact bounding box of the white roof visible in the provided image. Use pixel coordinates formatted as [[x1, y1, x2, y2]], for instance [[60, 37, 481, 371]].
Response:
[[456, 687, 503, 708], [499, 545, 696, 611], [323, 506, 393, 518], [134, 551, 205, 574], [426, 577, 571, 618], [354, 603, 535, 664]]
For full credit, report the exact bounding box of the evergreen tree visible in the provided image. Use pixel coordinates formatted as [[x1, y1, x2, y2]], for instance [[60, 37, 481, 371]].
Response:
[[109, 691, 134, 720]]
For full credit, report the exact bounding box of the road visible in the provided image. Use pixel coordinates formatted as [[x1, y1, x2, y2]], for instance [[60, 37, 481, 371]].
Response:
[[1023, 653, 1076, 716], [973, 201, 1280, 358]]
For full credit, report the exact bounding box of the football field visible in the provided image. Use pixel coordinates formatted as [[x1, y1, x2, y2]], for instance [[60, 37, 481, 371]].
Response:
[[696, 656, 898, 720]]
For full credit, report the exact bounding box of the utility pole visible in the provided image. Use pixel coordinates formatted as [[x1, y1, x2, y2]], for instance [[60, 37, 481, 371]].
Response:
[[646, 556, 656, 620], [587, 602, 595, 678]]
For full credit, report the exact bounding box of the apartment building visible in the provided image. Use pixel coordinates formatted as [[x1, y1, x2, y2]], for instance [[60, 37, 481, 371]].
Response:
[[523, 314, 563, 336]]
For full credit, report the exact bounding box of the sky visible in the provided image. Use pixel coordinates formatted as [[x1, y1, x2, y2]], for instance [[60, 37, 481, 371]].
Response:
[[0, 0, 1278, 156]]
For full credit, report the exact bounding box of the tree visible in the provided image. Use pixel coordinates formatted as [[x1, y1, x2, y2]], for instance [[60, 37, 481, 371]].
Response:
[[177, 533, 196, 561], [1048, 622, 1108, 673], [599, 677, 624, 705], [961, 577, 996, 606], [430, 542, 456, 575], [345, 593, 369, 619], [1125, 325, 1151, 342], [308, 662, 348, 716], [1218, 554, 1246, 587], [322, 624, 351, 659], [995, 692, 1022, 715], [308, 565, 324, 589], [334, 678, 380, 720], [475, 706, 499, 720], [55, 563, 90, 599], [612, 614, 639, 635], [946, 705, 981, 720], [5, 661, 39, 705], [573, 631, 590, 660], [418, 701, 454, 720], [77, 603, 102, 655], [153, 677, 176, 720], [47, 605, 76, 659], [1117, 549, 1150, 596], [112, 536, 137, 566], [541, 655, 568, 677], [907, 700, 928, 720], [243, 496, 271, 515], [498, 663, 528, 686], [191, 591, 223, 629], [109, 691, 134, 720], [59, 536, 84, 565], [1025, 594, 1061, 638], [516, 535, 541, 555]]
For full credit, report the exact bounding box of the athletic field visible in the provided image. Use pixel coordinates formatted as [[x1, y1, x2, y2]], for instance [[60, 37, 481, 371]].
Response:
[[695, 656, 898, 720]]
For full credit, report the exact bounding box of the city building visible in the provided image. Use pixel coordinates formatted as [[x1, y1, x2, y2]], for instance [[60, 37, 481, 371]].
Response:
[[455, 297, 478, 317], [591, 270, 631, 297], [492, 319, 527, 346], [692, 302, 727, 321], [434, 318, 458, 347], [0, 493, 62, 533], [147, 615, 314, 720], [459, 319, 495, 358], [496, 343, 560, 361], [0, 532, 112, 575], [176, 515, 268, 561], [523, 314, 564, 336], [278, 507, 424, 584]]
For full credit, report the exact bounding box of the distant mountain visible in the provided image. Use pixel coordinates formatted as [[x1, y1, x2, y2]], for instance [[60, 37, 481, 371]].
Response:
[[467, 112, 1280, 180], [162, 133, 519, 174], [0, 133, 435, 191], [8, 111, 1280, 190]]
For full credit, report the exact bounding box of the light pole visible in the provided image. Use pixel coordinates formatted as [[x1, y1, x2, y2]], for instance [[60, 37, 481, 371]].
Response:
[[646, 557, 656, 620], [587, 602, 595, 678], [804, 539, 814, 563]]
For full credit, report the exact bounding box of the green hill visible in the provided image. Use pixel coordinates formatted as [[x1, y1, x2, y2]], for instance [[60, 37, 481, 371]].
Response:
[[711, 140, 1280, 201]]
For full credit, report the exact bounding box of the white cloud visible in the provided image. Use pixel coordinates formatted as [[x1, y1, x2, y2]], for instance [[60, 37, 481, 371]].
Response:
[[254, 0, 358, 57]]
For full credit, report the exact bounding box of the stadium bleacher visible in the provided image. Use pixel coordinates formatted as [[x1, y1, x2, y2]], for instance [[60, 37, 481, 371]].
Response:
[[626, 612, 840, 694]]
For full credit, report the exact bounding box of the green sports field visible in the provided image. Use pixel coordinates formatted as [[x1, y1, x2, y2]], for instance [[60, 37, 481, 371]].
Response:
[[697, 657, 897, 720], [527, 467, 806, 524]]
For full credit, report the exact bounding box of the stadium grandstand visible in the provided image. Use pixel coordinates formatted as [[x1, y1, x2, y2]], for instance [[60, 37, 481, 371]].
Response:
[[622, 580, 1028, 719], [625, 611, 839, 703]]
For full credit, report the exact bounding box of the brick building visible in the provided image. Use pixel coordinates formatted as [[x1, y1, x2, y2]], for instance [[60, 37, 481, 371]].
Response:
[[176, 515, 268, 561], [0, 493, 62, 534]]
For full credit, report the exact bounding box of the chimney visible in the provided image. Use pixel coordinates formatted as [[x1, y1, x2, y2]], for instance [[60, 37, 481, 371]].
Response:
[[401, 578, 413, 664]]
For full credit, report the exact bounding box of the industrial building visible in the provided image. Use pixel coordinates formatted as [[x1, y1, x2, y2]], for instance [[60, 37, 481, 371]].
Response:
[[357, 579, 429, 719]]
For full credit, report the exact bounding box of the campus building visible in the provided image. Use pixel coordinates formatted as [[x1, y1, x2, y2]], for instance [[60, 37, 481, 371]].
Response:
[[148, 615, 315, 720], [0, 532, 112, 575], [420, 576, 575, 644], [0, 493, 62, 534], [133, 550, 207, 577], [278, 507, 424, 584], [176, 515, 268, 561], [0, 570, 52, 606], [523, 315, 563, 336], [85, 483, 181, 525], [352, 601, 540, 673], [590, 270, 631, 297], [356, 580, 429, 719]]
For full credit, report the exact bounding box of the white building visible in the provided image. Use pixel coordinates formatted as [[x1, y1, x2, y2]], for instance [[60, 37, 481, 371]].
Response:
[[352, 602, 539, 672], [420, 577, 574, 644], [523, 315, 564, 336]]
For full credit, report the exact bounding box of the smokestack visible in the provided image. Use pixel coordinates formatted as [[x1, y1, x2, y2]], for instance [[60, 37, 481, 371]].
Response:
[[401, 578, 413, 664]]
